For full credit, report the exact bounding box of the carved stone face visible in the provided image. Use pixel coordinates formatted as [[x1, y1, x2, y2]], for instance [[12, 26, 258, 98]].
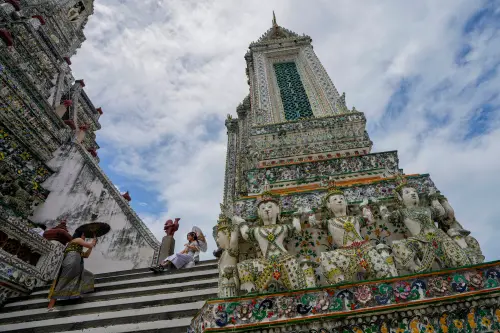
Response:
[[327, 194, 347, 216], [401, 187, 419, 207], [257, 201, 280, 225], [216, 230, 230, 249]]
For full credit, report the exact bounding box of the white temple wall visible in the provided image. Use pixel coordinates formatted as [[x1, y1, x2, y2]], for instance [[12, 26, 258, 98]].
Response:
[[30, 144, 158, 274]]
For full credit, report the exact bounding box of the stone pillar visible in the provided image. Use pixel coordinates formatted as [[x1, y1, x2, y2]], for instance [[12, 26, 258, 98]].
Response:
[[158, 236, 175, 264], [52, 62, 70, 108], [223, 118, 239, 206], [157, 218, 180, 264]]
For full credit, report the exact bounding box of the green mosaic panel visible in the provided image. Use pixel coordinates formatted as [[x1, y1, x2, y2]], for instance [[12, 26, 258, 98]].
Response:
[[274, 62, 313, 121]]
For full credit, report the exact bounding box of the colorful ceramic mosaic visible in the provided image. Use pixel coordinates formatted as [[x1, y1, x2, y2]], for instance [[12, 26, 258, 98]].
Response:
[[234, 174, 437, 220], [0, 59, 66, 154], [246, 151, 398, 194], [189, 261, 500, 332], [288, 226, 331, 285], [0, 126, 52, 201], [250, 112, 366, 136], [276, 302, 500, 333]]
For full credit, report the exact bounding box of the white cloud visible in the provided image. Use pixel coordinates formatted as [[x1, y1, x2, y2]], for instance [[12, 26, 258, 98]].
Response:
[[72, 0, 500, 261]]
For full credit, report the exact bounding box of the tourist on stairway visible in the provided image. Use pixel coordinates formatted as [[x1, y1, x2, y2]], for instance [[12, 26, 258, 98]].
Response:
[[47, 231, 96, 312], [151, 226, 207, 272]]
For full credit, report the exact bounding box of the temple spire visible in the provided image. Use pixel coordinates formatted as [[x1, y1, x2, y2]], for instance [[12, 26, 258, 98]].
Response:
[[272, 11, 278, 28]]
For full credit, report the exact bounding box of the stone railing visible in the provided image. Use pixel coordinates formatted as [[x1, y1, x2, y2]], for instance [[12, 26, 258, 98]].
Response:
[[189, 261, 500, 333], [0, 205, 64, 305]]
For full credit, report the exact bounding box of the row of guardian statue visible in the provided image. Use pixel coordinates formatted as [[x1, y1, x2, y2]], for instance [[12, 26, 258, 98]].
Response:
[[214, 176, 483, 298]]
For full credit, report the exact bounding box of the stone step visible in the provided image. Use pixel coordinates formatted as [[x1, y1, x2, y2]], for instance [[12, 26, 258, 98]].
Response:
[[30, 261, 218, 293], [57, 318, 192, 333], [0, 288, 217, 324], [0, 300, 205, 333], [93, 258, 218, 279], [5, 268, 218, 304], [73, 262, 217, 287], [2, 278, 218, 312]]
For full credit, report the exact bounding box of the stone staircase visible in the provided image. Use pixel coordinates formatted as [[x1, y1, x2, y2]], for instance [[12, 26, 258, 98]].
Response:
[[0, 260, 218, 333]]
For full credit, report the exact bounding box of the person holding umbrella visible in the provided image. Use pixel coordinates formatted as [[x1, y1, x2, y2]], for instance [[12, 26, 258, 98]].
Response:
[[47, 222, 109, 311]]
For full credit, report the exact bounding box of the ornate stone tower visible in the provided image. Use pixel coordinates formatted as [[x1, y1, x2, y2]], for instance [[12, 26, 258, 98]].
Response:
[[0, 0, 159, 304], [223, 13, 372, 207], [193, 15, 499, 333]]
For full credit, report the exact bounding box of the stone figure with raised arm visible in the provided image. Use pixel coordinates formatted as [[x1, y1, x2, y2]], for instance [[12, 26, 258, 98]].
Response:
[[311, 181, 392, 284], [232, 191, 314, 293], [215, 204, 240, 298], [438, 195, 485, 264], [379, 175, 471, 273]]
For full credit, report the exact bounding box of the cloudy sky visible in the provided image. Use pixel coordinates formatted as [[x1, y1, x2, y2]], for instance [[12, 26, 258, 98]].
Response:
[[72, 0, 500, 260]]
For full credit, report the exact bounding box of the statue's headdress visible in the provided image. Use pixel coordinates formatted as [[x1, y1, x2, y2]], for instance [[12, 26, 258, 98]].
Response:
[[256, 190, 280, 207], [215, 213, 232, 234], [322, 178, 344, 206], [392, 174, 420, 205], [214, 203, 235, 242], [255, 180, 280, 207], [393, 174, 417, 195]]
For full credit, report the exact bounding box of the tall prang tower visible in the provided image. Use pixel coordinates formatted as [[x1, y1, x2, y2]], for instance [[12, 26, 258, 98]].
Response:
[[223, 13, 400, 247], [223, 13, 370, 207], [191, 15, 499, 333]]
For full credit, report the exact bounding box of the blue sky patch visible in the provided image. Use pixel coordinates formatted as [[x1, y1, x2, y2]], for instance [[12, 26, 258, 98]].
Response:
[[464, 103, 498, 140]]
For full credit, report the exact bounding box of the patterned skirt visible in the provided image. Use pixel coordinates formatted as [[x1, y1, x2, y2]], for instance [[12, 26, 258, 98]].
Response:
[[48, 251, 94, 300]]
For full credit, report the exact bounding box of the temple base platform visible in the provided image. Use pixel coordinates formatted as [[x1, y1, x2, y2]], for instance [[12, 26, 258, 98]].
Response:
[[189, 261, 500, 333]]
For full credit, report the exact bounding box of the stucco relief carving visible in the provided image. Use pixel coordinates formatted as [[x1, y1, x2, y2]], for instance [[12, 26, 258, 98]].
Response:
[[302, 45, 342, 113], [253, 52, 272, 125], [246, 151, 398, 194], [232, 193, 315, 293]]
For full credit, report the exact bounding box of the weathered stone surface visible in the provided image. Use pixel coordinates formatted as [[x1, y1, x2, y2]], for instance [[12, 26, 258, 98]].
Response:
[[30, 144, 159, 274]]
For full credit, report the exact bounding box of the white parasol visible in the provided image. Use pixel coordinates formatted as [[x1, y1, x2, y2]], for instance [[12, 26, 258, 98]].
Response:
[[192, 226, 207, 252]]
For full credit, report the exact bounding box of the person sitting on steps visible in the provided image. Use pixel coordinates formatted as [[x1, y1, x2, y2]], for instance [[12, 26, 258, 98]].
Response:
[[151, 226, 207, 272]]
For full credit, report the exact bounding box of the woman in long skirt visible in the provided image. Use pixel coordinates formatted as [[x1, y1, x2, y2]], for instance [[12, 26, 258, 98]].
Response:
[[47, 231, 96, 311], [152, 231, 202, 272]]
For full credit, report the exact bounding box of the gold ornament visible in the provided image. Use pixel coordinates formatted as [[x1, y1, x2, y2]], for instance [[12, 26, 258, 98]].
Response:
[[215, 213, 232, 236], [393, 174, 418, 197]]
